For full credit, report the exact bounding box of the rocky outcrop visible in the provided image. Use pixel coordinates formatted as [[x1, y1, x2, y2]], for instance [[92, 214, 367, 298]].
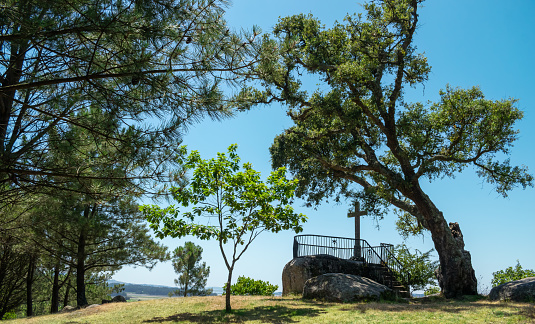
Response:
[[112, 295, 127, 302], [303, 273, 393, 302], [489, 277, 535, 302], [60, 305, 76, 312], [282, 254, 366, 295]]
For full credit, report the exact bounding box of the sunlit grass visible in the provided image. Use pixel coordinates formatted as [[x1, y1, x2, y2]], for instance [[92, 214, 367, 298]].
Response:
[[8, 295, 535, 323]]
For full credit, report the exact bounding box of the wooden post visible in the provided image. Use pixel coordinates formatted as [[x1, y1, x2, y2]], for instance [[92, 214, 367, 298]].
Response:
[[347, 201, 367, 259]]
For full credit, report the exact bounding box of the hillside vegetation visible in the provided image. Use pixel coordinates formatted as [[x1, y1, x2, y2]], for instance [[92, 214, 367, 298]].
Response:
[[9, 295, 534, 323]]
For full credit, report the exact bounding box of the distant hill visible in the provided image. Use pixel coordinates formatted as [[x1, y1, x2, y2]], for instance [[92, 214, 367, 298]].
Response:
[[107, 280, 224, 296]]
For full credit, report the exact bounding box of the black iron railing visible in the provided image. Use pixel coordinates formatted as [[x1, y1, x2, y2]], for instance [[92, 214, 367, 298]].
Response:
[[378, 243, 410, 286], [293, 234, 358, 260], [293, 234, 411, 287], [361, 242, 411, 286]]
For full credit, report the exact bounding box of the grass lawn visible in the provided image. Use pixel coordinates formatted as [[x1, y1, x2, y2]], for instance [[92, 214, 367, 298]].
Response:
[[7, 295, 535, 323]]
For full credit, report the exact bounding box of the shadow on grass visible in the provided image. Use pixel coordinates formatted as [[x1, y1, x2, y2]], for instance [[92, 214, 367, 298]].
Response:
[[338, 299, 535, 320], [142, 305, 326, 323]]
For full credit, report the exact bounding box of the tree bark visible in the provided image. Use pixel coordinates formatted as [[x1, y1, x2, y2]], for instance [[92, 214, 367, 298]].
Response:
[[410, 186, 477, 298], [76, 230, 88, 307], [225, 267, 233, 313], [63, 280, 71, 308], [183, 279, 188, 297], [26, 255, 35, 317], [76, 206, 90, 307], [50, 261, 60, 313]]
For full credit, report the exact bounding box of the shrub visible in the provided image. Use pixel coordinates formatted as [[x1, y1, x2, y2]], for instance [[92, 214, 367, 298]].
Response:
[[491, 260, 535, 287], [393, 244, 439, 292], [424, 286, 441, 296], [1, 311, 17, 320], [224, 276, 278, 296]]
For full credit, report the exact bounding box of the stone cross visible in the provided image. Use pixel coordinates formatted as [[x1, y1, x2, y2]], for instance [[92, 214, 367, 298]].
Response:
[[347, 201, 367, 258]]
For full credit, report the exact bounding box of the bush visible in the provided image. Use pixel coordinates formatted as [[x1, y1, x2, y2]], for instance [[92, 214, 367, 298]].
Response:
[[424, 286, 441, 296], [393, 244, 439, 292], [491, 260, 535, 287], [1, 311, 17, 320], [224, 276, 278, 296]]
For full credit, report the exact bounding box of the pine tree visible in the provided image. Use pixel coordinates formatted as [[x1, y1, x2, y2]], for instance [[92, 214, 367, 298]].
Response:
[[0, 0, 257, 204], [170, 242, 211, 297]]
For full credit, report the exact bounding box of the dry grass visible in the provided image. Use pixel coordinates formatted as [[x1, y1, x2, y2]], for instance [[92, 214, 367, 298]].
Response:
[[7, 295, 535, 323]]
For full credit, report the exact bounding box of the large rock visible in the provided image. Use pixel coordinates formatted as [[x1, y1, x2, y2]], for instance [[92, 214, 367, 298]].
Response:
[[102, 295, 127, 304], [60, 305, 76, 313], [282, 255, 366, 295], [489, 277, 535, 302], [303, 273, 393, 302], [112, 295, 127, 302]]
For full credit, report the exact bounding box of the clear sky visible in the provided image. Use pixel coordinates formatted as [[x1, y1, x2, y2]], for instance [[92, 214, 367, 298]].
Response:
[[113, 0, 535, 294]]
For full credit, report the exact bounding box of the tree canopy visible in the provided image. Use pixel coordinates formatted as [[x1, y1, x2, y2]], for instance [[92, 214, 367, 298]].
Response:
[[491, 261, 535, 288], [142, 144, 306, 312], [248, 0, 532, 297], [170, 241, 211, 297], [394, 244, 438, 293], [0, 0, 256, 203], [0, 0, 258, 315]]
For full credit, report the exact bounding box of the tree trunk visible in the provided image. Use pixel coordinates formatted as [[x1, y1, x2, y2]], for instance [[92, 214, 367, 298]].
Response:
[[76, 206, 90, 307], [50, 262, 60, 313], [63, 280, 71, 308], [410, 188, 477, 298], [434, 222, 478, 297], [76, 231, 88, 307], [225, 267, 233, 313], [26, 255, 35, 317]]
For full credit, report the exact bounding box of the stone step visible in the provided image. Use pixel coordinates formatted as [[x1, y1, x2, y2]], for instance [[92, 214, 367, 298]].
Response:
[[396, 291, 411, 298]]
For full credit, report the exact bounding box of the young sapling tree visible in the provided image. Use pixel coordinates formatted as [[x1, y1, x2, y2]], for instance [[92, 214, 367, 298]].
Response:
[[142, 145, 306, 312]]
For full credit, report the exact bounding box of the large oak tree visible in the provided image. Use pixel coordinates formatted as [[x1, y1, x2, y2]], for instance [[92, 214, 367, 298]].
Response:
[[250, 0, 532, 297]]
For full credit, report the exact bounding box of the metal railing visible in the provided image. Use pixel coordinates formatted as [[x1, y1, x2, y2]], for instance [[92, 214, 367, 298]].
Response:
[[293, 234, 358, 260], [293, 234, 411, 287], [378, 243, 411, 286], [361, 242, 411, 286]]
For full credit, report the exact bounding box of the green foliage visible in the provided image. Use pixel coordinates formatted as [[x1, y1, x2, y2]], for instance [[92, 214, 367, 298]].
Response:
[[32, 192, 169, 307], [1, 311, 17, 320], [246, 0, 532, 296], [491, 261, 535, 287], [424, 286, 441, 296], [171, 242, 211, 297], [395, 211, 425, 239], [0, 182, 169, 313], [85, 273, 117, 305], [1, 0, 257, 203], [111, 284, 125, 295], [251, 0, 532, 218], [0, 204, 34, 319], [142, 144, 307, 242], [394, 244, 439, 292], [142, 144, 306, 312], [224, 276, 278, 296]]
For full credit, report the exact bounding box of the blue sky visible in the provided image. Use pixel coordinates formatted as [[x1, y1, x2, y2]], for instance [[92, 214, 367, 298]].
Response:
[[113, 0, 535, 294]]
